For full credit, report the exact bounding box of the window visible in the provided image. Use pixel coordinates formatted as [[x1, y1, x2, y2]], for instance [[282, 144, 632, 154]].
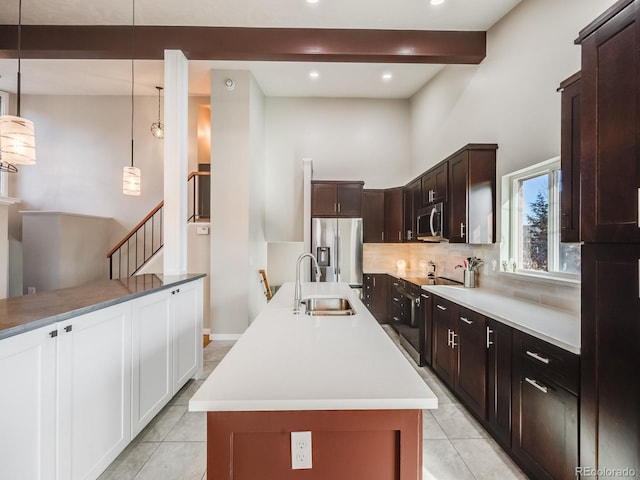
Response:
[[502, 157, 580, 279]]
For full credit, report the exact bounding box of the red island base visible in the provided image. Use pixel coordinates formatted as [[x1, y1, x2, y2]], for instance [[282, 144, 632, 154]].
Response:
[[206, 409, 423, 480]]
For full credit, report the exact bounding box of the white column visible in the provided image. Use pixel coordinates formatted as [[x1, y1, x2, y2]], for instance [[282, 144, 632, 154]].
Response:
[[163, 50, 188, 275], [302, 158, 313, 281]]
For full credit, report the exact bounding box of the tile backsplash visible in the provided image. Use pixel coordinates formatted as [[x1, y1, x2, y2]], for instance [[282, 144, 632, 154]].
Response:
[[363, 242, 580, 315]]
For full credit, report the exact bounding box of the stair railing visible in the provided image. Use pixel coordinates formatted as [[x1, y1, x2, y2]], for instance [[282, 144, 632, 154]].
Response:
[[107, 201, 164, 279], [107, 170, 211, 279]]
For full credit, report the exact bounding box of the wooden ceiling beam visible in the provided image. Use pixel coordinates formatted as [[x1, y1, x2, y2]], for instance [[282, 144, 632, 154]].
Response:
[[0, 25, 486, 64]]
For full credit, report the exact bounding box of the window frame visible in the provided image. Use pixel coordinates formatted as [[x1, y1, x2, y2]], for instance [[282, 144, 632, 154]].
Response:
[[502, 157, 580, 282]]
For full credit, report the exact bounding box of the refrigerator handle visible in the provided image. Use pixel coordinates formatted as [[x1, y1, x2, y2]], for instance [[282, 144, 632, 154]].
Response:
[[336, 230, 341, 276]]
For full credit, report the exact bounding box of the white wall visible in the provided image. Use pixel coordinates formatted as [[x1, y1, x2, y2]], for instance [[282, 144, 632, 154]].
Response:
[[22, 211, 111, 293], [8, 94, 209, 250], [265, 97, 411, 241], [410, 0, 617, 187]]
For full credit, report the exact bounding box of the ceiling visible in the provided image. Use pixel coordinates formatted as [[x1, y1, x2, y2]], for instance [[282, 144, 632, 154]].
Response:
[[0, 0, 522, 98]]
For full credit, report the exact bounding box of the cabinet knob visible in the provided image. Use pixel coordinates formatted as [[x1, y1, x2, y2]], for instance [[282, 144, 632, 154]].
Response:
[[436, 304, 447, 311], [49, 330, 58, 338], [64, 325, 73, 333], [460, 316, 473, 325], [460, 222, 465, 238]]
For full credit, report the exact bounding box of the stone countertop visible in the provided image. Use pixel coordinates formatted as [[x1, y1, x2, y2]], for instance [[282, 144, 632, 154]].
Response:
[[423, 285, 580, 354], [0, 273, 206, 341], [366, 270, 580, 354], [189, 281, 438, 412]]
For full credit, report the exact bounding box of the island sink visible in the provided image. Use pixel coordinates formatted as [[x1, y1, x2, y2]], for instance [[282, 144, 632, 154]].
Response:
[[301, 296, 355, 316]]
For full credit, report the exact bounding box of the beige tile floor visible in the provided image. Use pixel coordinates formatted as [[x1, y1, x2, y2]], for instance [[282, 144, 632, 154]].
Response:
[[99, 333, 527, 480]]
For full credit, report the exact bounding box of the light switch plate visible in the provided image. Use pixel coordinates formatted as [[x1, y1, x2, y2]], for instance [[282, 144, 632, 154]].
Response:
[[196, 226, 209, 235]]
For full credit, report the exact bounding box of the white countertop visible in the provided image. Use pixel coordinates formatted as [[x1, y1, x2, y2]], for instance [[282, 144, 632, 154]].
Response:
[[423, 285, 580, 354], [189, 282, 438, 412]]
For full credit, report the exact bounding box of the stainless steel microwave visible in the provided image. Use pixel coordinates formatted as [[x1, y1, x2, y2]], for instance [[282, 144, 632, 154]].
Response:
[[416, 203, 445, 241]]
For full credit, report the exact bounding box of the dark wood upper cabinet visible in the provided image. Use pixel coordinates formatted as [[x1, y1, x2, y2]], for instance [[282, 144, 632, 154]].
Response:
[[363, 188, 403, 243], [384, 187, 404, 243], [362, 190, 385, 243], [447, 144, 497, 244], [577, 0, 640, 243], [558, 72, 582, 243], [403, 180, 421, 242], [422, 162, 448, 205], [311, 181, 364, 217]]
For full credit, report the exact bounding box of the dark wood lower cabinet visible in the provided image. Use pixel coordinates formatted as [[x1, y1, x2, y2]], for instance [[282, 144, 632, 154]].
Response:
[[431, 296, 456, 386], [511, 331, 579, 480], [454, 306, 487, 419], [486, 319, 512, 448], [363, 274, 387, 323], [420, 291, 433, 367], [426, 294, 581, 480], [431, 298, 487, 419]]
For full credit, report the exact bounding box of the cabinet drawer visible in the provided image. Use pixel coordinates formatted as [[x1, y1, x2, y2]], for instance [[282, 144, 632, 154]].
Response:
[[514, 331, 579, 395]]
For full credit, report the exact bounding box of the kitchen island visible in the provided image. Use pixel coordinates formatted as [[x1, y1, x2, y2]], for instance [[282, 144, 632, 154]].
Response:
[[190, 281, 436, 480]]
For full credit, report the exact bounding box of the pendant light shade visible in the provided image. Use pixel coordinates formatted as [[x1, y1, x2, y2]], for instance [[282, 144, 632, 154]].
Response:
[[0, 115, 36, 165], [123, 165, 141, 196], [150, 86, 164, 139]]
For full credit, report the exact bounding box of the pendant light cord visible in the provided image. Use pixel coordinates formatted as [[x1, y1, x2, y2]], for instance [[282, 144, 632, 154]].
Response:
[[130, 0, 135, 168], [17, 0, 22, 116]]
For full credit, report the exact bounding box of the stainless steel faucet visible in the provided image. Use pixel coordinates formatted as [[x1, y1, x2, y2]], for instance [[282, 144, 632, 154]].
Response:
[[294, 253, 321, 313]]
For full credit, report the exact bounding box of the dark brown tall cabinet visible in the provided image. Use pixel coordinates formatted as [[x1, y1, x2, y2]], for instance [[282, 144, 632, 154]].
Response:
[[447, 144, 497, 244], [576, 0, 640, 476]]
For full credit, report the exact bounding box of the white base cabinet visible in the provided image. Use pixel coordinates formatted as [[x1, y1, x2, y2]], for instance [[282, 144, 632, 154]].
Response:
[[0, 324, 57, 480], [0, 277, 204, 480], [57, 303, 132, 480], [131, 291, 172, 437], [171, 281, 203, 394]]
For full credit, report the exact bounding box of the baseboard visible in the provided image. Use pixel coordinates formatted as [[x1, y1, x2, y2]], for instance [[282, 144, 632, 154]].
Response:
[[210, 333, 243, 341]]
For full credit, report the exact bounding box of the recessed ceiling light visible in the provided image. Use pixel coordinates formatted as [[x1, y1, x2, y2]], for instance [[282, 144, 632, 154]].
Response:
[[306, 0, 319, 3], [382, 72, 393, 81], [309, 71, 320, 79], [430, 0, 445, 5]]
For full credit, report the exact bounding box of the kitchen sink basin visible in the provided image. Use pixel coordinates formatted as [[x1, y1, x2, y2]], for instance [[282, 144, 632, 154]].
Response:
[[300, 296, 356, 316]]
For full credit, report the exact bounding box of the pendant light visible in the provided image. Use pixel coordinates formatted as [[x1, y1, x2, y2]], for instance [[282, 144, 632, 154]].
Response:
[[0, 0, 37, 171], [123, 0, 141, 196], [150, 86, 164, 139]]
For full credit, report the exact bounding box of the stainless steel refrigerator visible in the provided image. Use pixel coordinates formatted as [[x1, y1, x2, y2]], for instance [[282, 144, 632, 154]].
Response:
[[311, 218, 363, 288]]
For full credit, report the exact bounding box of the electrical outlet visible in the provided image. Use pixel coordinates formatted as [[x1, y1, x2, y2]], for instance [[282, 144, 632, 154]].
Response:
[[291, 431, 312, 469]]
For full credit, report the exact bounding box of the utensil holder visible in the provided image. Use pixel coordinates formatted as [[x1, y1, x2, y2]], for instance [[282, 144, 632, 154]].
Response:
[[464, 269, 476, 288]]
